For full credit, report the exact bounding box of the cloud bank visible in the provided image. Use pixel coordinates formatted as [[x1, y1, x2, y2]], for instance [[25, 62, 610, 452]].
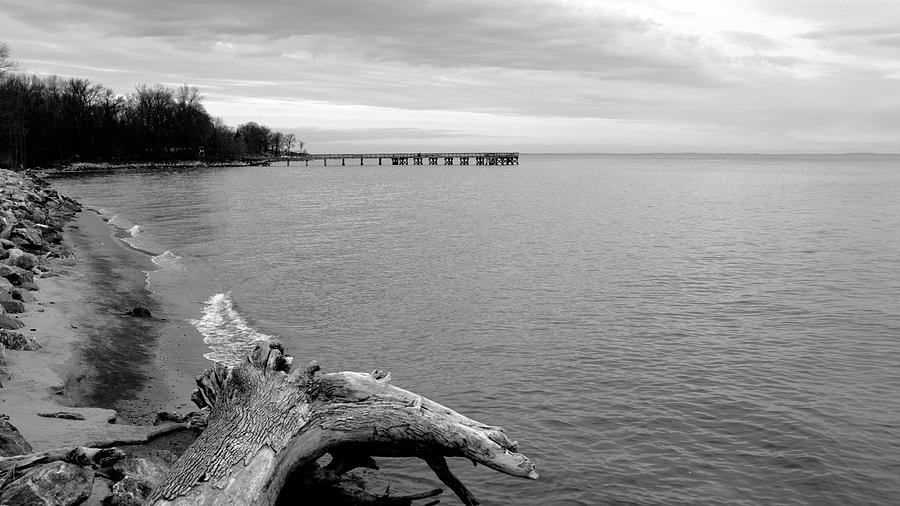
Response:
[[1, 0, 898, 152]]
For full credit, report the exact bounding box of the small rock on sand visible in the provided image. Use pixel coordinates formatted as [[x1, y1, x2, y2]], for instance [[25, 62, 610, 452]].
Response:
[[127, 307, 151, 318], [36, 412, 87, 421]]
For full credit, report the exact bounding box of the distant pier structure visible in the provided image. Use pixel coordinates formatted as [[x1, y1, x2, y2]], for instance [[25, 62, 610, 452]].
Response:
[[290, 152, 519, 166]]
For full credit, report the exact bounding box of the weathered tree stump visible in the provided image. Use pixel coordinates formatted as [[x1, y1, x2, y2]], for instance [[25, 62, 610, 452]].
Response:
[[147, 341, 538, 505]]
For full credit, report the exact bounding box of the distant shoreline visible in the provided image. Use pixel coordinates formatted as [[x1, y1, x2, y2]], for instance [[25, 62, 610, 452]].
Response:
[[49, 159, 269, 173]]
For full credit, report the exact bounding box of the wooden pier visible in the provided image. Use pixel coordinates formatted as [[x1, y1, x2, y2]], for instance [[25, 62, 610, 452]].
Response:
[[288, 152, 519, 166]]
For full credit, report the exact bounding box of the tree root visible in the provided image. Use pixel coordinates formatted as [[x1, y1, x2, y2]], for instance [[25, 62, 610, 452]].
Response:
[[148, 340, 538, 505]]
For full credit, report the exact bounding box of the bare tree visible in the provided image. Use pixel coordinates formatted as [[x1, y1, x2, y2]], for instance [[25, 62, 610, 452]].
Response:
[[284, 133, 296, 154], [0, 42, 16, 75]]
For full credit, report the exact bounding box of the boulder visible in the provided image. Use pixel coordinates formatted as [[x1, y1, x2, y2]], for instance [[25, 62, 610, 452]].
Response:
[[42, 230, 64, 245], [111, 452, 177, 489], [0, 264, 33, 286], [0, 314, 25, 330], [6, 248, 39, 270], [103, 476, 150, 506], [18, 281, 38, 291], [0, 218, 14, 241], [0, 329, 41, 350], [0, 415, 32, 457], [104, 451, 177, 505], [0, 276, 13, 290], [0, 299, 25, 314], [10, 226, 43, 250], [28, 209, 49, 225], [11, 287, 35, 303], [0, 461, 94, 506], [0, 238, 15, 249]]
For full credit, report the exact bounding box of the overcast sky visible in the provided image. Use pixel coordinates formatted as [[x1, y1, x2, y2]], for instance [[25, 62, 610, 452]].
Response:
[[2, 0, 899, 153]]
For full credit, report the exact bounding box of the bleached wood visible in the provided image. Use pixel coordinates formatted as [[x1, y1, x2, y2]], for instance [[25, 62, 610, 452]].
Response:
[[147, 341, 537, 505]]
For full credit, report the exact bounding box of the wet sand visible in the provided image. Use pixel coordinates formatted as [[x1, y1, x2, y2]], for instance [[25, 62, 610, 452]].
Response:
[[1, 209, 204, 450], [59, 209, 204, 423]]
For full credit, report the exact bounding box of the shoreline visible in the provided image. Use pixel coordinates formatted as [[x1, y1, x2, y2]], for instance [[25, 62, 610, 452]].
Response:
[[59, 209, 204, 423], [47, 160, 269, 175], [0, 169, 200, 449]]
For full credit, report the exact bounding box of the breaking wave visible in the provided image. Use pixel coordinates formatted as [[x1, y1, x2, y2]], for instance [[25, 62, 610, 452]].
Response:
[[107, 214, 128, 228], [190, 292, 275, 364], [150, 250, 183, 271]]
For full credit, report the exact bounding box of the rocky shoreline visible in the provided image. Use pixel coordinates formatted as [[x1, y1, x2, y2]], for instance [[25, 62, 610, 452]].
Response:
[[0, 170, 200, 506], [55, 160, 270, 174], [0, 169, 80, 380]]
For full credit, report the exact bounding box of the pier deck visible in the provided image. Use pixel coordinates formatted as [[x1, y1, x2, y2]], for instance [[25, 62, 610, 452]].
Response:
[[288, 152, 519, 166]]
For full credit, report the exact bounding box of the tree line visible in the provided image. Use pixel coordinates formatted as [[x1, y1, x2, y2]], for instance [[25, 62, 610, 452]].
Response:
[[0, 43, 300, 169]]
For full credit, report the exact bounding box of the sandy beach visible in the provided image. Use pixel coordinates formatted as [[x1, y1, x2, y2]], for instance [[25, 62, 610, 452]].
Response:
[[54, 210, 204, 423], [0, 172, 210, 504], [0, 201, 201, 453]]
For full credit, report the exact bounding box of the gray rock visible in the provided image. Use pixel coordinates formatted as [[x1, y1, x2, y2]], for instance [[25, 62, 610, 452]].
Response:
[[7, 248, 39, 270], [29, 209, 49, 225], [0, 414, 33, 457], [127, 307, 151, 318], [10, 227, 43, 250], [0, 264, 33, 286], [111, 452, 177, 489], [42, 230, 64, 245], [0, 314, 25, 330], [102, 476, 149, 506], [18, 281, 38, 292], [0, 276, 13, 290], [0, 329, 41, 350], [0, 238, 15, 249], [0, 299, 25, 314], [0, 461, 94, 506], [11, 287, 35, 303]]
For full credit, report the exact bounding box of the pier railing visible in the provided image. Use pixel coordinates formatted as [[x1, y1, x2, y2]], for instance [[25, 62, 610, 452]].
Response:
[[286, 152, 519, 166]]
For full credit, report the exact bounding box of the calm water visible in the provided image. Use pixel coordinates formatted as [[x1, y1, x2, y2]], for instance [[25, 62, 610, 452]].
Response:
[[51, 154, 900, 505]]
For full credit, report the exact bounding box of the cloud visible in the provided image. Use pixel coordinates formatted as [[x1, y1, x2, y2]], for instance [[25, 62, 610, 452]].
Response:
[[802, 24, 900, 49], [288, 127, 477, 142], [721, 30, 782, 50], [2, 0, 899, 152], [3, 0, 721, 84]]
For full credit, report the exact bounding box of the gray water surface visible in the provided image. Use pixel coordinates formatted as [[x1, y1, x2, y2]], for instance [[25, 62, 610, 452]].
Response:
[[52, 154, 900, 505]]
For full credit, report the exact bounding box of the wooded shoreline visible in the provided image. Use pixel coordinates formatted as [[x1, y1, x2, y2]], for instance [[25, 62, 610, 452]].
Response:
[[1, 71, 299, 171]]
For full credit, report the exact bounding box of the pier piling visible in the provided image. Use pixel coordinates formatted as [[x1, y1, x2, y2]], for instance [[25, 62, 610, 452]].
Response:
[[290, 152, 518, 167]]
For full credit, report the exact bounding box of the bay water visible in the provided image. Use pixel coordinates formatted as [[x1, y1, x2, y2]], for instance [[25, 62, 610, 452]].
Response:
[[50, 154, 900, 505]]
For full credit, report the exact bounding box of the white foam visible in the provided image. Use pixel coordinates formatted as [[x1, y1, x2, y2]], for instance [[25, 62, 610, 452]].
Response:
[[190, 292, 275, 364], [107, 214, 127, 228], [128, 224, 142, 237], [151, 250, 183, 270]]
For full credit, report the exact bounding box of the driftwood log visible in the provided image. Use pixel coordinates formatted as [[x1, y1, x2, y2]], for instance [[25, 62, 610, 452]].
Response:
[[0, 445, 125, 480], [147, 341, 538, 505]]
